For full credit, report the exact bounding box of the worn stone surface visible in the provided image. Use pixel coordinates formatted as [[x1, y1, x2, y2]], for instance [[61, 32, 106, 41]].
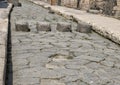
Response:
[[7, 0, 120, 85], [30, 0, 120, 45]]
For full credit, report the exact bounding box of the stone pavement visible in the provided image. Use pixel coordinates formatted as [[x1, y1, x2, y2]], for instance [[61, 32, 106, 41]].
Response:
[[11, 32, 120, 85], [0, 3, 12, 85], [8, 0, 120, 85], [30, 0, 120, 45]]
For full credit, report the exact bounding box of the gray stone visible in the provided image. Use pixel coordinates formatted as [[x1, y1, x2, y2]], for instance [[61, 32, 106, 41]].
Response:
[[76, 22, 92, 33], [36, 22, 51, 32], [48, 7, 55, 14], [56, 22, 72, 32], [40, 79, 65, 85], [114, 10, 120, 19], [13, 0, 22, 7], [28, 21, 37, 32], [89, 0, 116, 15], [87, 9, 100, 14], [15, 20, 30, 32]]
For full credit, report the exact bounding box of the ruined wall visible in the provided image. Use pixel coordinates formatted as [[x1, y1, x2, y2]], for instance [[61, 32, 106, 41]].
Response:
[[61, 0, 77, 8], [114, 0, 120, 18], [42, 0, 120, 17]]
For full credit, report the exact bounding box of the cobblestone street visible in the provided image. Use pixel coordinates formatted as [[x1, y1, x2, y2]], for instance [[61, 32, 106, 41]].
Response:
[[6, 0, 120, 85]]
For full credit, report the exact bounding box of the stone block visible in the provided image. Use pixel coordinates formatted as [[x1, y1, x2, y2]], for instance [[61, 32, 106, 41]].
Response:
[[36, 22, 51, 32], [56, 22, 72, 32], [87, 9, 100, 14], [13, 0, 22, 7], [76, 22, 92, 33], [15, 20, 30, 32], [48, 7, 55, 14]]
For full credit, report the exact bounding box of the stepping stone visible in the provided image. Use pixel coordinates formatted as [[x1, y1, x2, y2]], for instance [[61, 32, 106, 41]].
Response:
[[36, 22, 51, 32], [15, 20, 30, 32], [76, 22, 92, 33], [56, 22, 72, 32]]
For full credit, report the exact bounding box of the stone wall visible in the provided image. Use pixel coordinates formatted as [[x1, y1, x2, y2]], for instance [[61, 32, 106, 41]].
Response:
[[114, 0, 120, 18], [42, 0, 120, 16]]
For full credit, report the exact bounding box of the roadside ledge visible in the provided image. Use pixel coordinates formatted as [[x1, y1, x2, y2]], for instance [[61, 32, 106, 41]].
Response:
[[0, 3, 12, 85], [30, 0, 120, 45]]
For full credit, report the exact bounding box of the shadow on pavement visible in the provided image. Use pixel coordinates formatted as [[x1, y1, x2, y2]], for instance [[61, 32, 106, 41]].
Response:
[[5, 6, 13, 85]]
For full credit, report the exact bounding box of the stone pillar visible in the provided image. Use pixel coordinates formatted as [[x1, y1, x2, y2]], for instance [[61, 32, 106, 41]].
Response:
[[113, 0, 120, 18], [77, 0, 81, 8], [57, 0, 61, 6], [80, 0, 90, 10]]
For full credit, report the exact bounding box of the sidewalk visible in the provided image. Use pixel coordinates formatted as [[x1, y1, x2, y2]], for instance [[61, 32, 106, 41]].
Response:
[[0, 3, 12, 85], [30, 0, 120, 45]]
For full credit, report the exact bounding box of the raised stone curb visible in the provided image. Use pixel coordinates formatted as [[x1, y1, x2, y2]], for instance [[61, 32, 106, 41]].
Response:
[[29, 0, 120, 45], [0, 3, 12, 85]]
